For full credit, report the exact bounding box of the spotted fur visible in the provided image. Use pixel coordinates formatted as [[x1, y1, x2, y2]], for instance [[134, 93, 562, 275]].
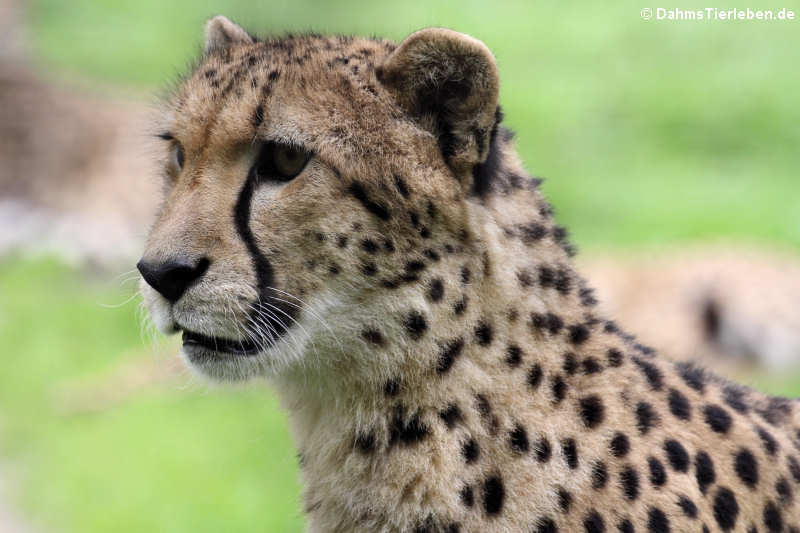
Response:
[[139, 17, 800, 533]]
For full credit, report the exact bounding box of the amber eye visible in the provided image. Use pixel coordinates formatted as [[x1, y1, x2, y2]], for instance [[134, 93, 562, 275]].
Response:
[[254, 141, 311, 182]]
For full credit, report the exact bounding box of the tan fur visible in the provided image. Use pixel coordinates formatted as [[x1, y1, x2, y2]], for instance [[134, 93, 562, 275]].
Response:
[[140, 19, 800, 533]]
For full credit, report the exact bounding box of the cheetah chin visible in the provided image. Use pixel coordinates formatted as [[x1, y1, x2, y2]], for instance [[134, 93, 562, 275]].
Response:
[[137, 16, 800, 533]]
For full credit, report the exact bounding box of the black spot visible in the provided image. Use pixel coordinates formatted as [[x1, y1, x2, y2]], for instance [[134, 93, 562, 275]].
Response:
[[519, 222, 547, 244], [361, 261, 378, 276], [404, 310, 428, 340], [405, 260, 426, 273], [648, 456, 667, 487], [360, 238, 379, 253], [584, 511, 605, 533], [647, 507, 669, 533], [528, 364, 544, 389], [695, 450, 716, 494], [703, 404, 733, 434], [509, 424, 529, 454], [419, 226, 431, 238], [562, 438, 579, 469], [482, 476, 505, 515], [505, 345, 522, 367], [610, 433, 631, 458], [582, 357, 603, 375], [460, 485, 474, 507], [384, 379, 400, 397], [756, 426, 779, 456], [763, 501, 783, 533], [617, 519, 634, 533], [517, 269, 534, 288], [547, 314, 565, 334], [422, 248, 439, 261], [437, 338, 465, 375], [460, 266, 471, 284], [268, 70, 280, 81], [607, 348, 624, 367], [328, 263, 341, 275], [776, 476, 793, 504], [563, 352, 579, 375], [723, 385, 750, 414], [554, 267, 571, 294], [668, 388, 692, 421], [388, 406, 430, 446], [664, 439, 690, 472], [734, 448, 759, 488], [475, 321, 493, 346], [676, 362, 707, 393], [789, 455, 800, 482], [539, 265, 555, 287], [462, 438, 480, 464], [579, 395, 605, 429], [636, 401, 659, 434], [535, 517, 558, 533], [632, 356, 663, 391], [536, 437, 552, 463], [348, 182, 390, 220], [678, 496, 698, 518], [427, 278, 445, 302], [568, 324, 590, 344], [551, 375, 568, 403], [355, 432, 375, 454], [557, 487, 571, 513], [579, 286, 599, 307], [620, 465, 640, 500], [453, 296, 468, 315], [439, 404, 462, 429], [336, 234, 349, 248], [592, 461, 608, 489], [476, 394, 491, 418], [393, 175, 410, 198], [713, 487, 739, 531], [361, 328, 385, 345], [758, 397, 793, 426]]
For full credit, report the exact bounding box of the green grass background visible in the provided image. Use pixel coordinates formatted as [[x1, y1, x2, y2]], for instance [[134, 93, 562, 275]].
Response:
[[2, 1, 799, 531]]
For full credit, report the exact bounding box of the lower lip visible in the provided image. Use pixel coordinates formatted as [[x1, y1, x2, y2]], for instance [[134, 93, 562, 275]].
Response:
[[181, 330, 262, 356]]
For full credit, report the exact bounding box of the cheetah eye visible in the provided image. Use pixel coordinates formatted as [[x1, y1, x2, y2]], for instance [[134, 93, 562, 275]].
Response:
[[253, 141, 311, 182]]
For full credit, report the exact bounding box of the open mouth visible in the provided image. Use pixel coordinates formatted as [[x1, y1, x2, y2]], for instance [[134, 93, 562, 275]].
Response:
[[181, 330, 262, 356]]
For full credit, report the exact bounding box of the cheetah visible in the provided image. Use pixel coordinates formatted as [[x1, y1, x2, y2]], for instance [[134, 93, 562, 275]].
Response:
[[138, 16, 800, 532]]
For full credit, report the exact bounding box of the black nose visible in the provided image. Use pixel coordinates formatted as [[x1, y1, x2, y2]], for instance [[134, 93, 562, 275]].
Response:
[[136, 256, 210, 303]]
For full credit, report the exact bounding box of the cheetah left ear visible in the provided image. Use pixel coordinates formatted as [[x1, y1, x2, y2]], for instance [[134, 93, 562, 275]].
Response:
[[204, 15, 254, 54], [378, 28, 500, 179]]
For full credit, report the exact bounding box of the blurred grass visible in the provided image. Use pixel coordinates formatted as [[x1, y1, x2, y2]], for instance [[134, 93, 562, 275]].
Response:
[[27, 0, 800, 250], [4, 1, 800, 532], [0, 259, 304, 533]]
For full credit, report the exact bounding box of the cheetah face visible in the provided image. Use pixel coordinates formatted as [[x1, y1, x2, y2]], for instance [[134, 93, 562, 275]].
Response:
[[138, 17, 500, 380]]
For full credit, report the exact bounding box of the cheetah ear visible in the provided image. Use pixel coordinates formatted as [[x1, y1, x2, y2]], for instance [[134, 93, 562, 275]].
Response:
[[204, 15, 254, 54], [378, 28, 500, 178]]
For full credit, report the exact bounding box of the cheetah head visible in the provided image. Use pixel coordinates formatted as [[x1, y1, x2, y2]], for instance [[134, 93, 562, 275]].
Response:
[[138, 17, 502, 381]]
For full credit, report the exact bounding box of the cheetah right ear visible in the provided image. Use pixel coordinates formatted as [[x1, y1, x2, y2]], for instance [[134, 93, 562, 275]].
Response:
[[377, 28, 500, 179], [204, 15, 254, 54]]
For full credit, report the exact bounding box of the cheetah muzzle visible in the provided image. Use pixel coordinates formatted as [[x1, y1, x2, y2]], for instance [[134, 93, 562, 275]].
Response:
[[138, 16, 800, 533]]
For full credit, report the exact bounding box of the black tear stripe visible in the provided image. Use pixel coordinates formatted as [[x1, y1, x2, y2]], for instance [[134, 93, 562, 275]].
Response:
[[233, 169, 297, 342]]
